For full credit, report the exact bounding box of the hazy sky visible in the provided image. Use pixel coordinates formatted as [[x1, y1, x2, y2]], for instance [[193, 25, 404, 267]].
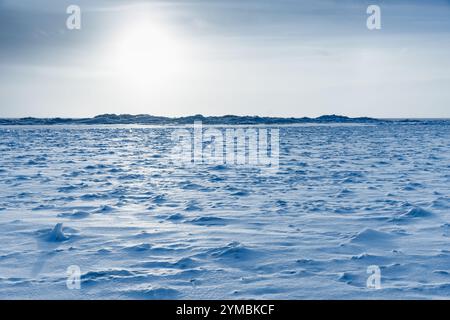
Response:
[[0, 0, 449, 118]]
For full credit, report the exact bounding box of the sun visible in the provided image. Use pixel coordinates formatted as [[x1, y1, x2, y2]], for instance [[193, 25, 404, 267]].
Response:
[[108, 18, 187, 88]]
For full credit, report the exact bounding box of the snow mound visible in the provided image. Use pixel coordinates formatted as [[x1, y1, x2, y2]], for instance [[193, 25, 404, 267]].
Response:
[[121, 286, 180, 299], [208, 241, 256, 260], [403, 207, 434, 219], [57, 210, 90, 219], [188, 216, 227, 226], [349, 228, 394, 245], [47, 223, 69, 242]]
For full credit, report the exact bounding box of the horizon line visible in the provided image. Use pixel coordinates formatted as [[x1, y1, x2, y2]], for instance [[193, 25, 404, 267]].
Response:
[[1, 113, 450, 120]]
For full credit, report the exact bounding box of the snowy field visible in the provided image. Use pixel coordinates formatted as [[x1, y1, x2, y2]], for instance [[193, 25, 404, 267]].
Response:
[[0, 123, 449, 299]]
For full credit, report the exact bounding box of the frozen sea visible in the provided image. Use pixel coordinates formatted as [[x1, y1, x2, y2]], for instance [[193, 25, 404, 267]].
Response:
[[0, 123, 450, 299]]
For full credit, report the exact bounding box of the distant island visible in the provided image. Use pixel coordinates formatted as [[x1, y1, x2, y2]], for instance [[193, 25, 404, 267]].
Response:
[[0, 114, 445, 125]]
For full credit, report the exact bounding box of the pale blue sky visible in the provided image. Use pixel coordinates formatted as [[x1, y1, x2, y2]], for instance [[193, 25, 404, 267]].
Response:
[[0, 0, 449, 118]]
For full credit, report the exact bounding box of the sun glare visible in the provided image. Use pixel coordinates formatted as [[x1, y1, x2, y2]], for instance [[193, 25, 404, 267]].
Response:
[[108, 18, 187, 89]]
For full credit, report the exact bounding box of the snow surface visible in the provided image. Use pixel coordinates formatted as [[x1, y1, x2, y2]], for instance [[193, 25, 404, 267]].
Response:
[[0, 123, 449, 299]]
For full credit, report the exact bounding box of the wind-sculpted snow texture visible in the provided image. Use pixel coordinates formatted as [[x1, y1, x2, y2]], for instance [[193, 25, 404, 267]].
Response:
[[0, 122, 449, 299]]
